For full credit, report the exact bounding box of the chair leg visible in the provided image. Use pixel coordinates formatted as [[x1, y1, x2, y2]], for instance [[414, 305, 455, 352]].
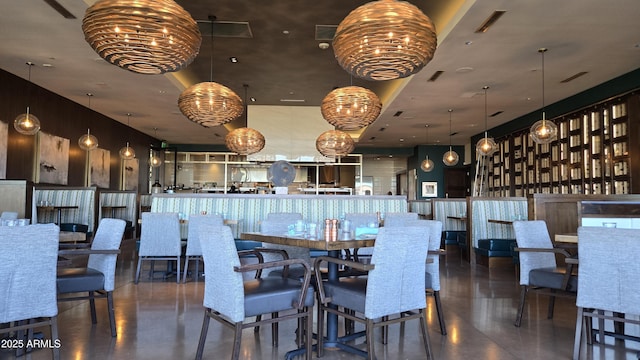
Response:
[[51, 316, 60, 360], [107, 291, 117, 337], [433, 290, 447, 335], [382, 316, 388, 344], [182, 257, 190, 283], [271, 312, 279, 347], [317, 303, 325, 357], [195, 258, 201, 282], [419, 309, 433, 360], [365, 318, 375, 360], [547, 292, 556, 319], [597, 310, 605, 343], [89, 291, 97, 324], [573, 306, 584, 360], [514, 285, 528, 327], [134, 257, 142, 284], [305, 308, 312, 360], [232, 322, 243, 360], [176, 257, 181, 284], [195, 310, 211, 360]]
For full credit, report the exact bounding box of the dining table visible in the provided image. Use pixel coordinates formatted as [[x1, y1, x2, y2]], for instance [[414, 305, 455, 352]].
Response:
[[240, 231, 374, 359], [37, 205, 78, 225]]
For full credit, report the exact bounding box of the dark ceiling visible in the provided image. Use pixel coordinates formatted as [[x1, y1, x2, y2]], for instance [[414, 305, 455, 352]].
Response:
[[1, 0, 639, 156]]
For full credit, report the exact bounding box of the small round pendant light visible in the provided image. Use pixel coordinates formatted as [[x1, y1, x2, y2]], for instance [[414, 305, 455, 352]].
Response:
[[475, 86, 498, 157], [119, 113, 136, 159], [420, 124, 434, 172], [530, 48, 558, 144], [78, 93, 99, 151], [150, 128, 163, 167], [443, 109, 459, 166], [14, 62, 41, 135]]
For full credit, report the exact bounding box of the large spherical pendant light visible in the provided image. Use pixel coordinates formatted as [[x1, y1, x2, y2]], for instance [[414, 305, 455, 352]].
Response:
[[321, 86, 382, 130], [475, 86, 498, 157], [316, 130, 355, 157], [178, 82, 243, 127], [225, 128, 265, 156], [443, 109, 459, 166], [82, 0, 201, 75], [530, 48, 558, 144], [333, 0, 437, 81], [178, 18, 242, 127]]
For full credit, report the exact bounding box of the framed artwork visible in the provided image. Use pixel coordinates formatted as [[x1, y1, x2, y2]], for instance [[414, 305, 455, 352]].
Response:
[[89, 148, 110, 188], [37, 131, 69, 185], [122, 158, 139, 191], [422, 181, 438, 198], [0, 121, 7, 179]]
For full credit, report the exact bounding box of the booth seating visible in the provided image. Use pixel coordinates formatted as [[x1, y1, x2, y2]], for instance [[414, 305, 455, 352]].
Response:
[[34, 186, 96, 239], [468, 197, 527, 268], [99, 191, 137, 239], [150, 193, 408, 239], [432, 198, 467, 260]]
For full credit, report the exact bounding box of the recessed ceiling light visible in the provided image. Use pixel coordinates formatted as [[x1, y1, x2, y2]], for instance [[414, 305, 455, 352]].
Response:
[[455, 67, 473, 73], [229, 57, 238, 63], [465, 41, 473, 45], [282, 30, 290, 35], [250, 97, 256, 102], [42, 63, 53, 68]]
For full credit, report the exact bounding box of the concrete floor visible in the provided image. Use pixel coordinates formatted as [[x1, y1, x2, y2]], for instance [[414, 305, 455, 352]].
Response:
[[2, 240, 639, 360]]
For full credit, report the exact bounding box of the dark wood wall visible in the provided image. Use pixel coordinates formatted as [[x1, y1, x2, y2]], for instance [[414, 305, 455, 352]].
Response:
[[0, 68, 159, 193]]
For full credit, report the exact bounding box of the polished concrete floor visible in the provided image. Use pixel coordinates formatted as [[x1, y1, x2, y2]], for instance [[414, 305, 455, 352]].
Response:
[[3, 240, 640, 360]]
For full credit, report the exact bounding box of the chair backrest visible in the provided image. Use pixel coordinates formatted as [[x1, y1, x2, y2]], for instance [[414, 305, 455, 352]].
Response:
[[0, 224, 59, 323], [87, 218, 126, 292], [365, 226, 429, 319], [512, 220, 556, 286], [260, 218, 311, 273], [199, 225, 245, 322], [383, 212, 418, 227], [185, 214, 224, 256], [139, 212, 182, 256], [385, 219, 443, 290], [577, 226, 640, 314], [345, 213, 378, 228], [265, 212, 303, 222], [1, 211, 18, 220]]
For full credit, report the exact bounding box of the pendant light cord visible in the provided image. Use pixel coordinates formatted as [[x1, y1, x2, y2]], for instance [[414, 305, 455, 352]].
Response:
[[483, 86, 489, 138], [541, 49, 545, 110], [209, 17, 215, 82], [448, 109, 453, 148]]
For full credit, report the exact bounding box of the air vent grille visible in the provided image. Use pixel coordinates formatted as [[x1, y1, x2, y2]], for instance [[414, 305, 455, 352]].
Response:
[[197, 21, 253, 38], [315, 25, 337, 40], [560, 72, 588, 83]]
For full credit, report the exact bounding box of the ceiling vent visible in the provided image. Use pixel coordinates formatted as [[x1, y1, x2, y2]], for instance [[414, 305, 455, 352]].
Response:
[[197, 20, 253, 38], [393, 111, 403, 117], [43, 0, 76, 19], [490, 111, 503, 117], [428, 71, 444, 82], [475, 10, 506, 33], [315, 25, 337, 40], [561, 71, 588, 83]]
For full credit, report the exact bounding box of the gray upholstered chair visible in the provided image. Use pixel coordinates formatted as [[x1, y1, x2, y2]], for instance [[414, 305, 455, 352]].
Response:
[[260, 213, 310, 279], [512, 220, 577, 327], [57, 218, 126, 337], [344, 212, 379, 261], [195, 225, 315, 360], [182, 213, 224, 283], [573, 226, 640, 360], [382, 212, 418, 227], [0, 211, 18, 220], [314, 226, 433, 359], [135, 212, 182, 284], [0, 224, 60, 359]]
